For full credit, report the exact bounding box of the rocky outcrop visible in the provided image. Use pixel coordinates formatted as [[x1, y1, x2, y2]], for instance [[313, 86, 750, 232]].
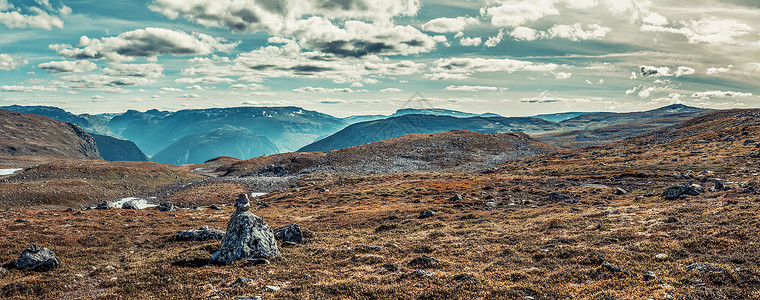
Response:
[[663, 182, 704, 199], [14, 244, 60, 271], [273, 223, 304, 244], [176, 226, 225, 241], [210, 194, 280, 265]]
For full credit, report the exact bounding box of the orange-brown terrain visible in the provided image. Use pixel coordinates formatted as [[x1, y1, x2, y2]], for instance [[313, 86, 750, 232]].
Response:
[[1, 109, 759, 299]]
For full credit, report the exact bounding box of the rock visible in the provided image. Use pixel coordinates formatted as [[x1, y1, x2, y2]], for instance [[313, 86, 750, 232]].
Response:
[[14, 244, 60, 271], [710, 179, 731, 192], [273, 223, 303, 244], [408, 255, 439, 268], [663, 182, 704, 199], [485, 201, 498, 208], [418, 210, 436, 218], [615, 187, 628, 195], [548, 192, 570, 200], [156, 202, 177, 212], [318, 188, 329, 194], [380, 263, 399, 272], [0, 266, 7, 277], [601, 261, 621, 272], [655, 253, 669, 260], [176, 226, 225, 241], [210, 194, 281, 265], [234, 297, 262, 300], [247, 258, 270, 266], [95, 201, 110, 210], [685, 263, 718, 272], [209, 205, 223, 210], [664, 217, 678, 223], [449, 194, 464, 201], [644, 271, 656, 280], [265, 285, 281, 291], [453, 274, 475, 282], [282, 241, 297, 247], [410, 270, 435, 277], [355, 244, 381, 251], [231, 276, 254, 288], [121, 201, 138, 210]]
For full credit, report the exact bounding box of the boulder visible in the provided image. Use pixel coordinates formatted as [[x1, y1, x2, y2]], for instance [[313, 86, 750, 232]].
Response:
[[449, 194, 464, 201], [176, 226, 225, 241], [156, 202, 177, 212], [94, 201, 110, 210], [210, 194, 280, 265], [273, 223, 303, 244], [121, 201, 138, 210], [663, 182, 704, 199], [418, 210, 436, 218], [14, 244, 60, 271]]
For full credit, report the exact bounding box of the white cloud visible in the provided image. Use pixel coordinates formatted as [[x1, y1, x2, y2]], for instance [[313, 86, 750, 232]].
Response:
[[293, 86, 355, 93], [52, 74, 156, 93], [484, 29, 505, 47], [691, 91, 752, 98], [641, 17, 753, 45], [674, 66, 695, 77], [428, 57, 559, 80], [510, 27, 541, 41], [177, 93, 202, 99], [0, 85, 57, 92], [174, 76, 236, 84], [459, 37, 482, 46], [706, 65, 732, 76], [485, 0, 559, 28], [422, 17, 479, 33], [0, 4, 64, 30], [37, 60, 97, 74], [103, 63, 164, 77], [625, 86, 638, 95], [445, 85, 504, 92], [52, 27, 239, 62], [230, 83, 265, 90], [546, 23, 610, 41], [159, 87, 182, 94], [380, 88, 402, 93], [554, 72, 572, 79], [0, 53, 26, 70]]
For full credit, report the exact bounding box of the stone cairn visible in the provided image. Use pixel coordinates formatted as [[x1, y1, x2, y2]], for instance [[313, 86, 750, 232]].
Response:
[[210, 194, 280, 265]]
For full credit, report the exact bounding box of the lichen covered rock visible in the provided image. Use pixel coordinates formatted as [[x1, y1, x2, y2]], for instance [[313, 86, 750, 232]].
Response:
[[210, 194, 280, 265]]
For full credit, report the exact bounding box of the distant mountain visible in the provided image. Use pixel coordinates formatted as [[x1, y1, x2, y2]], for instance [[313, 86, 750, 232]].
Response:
[[91, 134, 149, 162], [391, 108, 501, 118], [558, 104, 710, 130], [150, 127, 279, 165], [531, 112, 594, 122], [0, 105, 112, 135], [0, 109, 102, 160], [299, 114, 559, 152], [218, 130, 557, 176], [107, 106, 346, 158]]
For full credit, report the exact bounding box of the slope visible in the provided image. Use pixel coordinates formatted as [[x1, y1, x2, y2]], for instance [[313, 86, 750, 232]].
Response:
[[0, 109, 102, 160]]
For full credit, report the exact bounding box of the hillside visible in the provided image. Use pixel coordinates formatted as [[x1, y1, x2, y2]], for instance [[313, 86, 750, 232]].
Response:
[[220, 130, 556, 176], [299, 114, 559, 152], [151, 127, 279, 165], [558, 104, 711, 130], [91, 134, 149, 162], [0, 110, 102, 160], [0, 105, 112, 135]]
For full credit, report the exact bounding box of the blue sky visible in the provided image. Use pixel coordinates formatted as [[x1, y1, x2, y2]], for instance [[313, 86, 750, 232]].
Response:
[[1, 0, 759, 117]]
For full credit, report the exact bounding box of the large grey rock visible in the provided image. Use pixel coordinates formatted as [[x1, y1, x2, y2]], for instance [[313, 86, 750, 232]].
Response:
[[176, 226, 225, 241], [210, 194, 280, 265], [121, 201, 138, 210], [14, 244, 60, 271], [663, 183, 704, 199], [156, 202, 177, 212], [273, 223, 303, 244]]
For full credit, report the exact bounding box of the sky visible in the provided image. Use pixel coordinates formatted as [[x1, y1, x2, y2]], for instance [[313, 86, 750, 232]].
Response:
[[1, 0, 759, 117]]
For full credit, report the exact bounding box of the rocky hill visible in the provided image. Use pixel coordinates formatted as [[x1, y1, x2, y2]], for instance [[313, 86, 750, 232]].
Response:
[[91, 134, 149, 162], [219, 130, 556, 176], [0, 110, 102, 160], [151, 127, 279, 165], [0, 105, 112, 135]]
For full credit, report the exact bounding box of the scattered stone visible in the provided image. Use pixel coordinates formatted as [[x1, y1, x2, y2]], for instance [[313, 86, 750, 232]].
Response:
[[449, 194, 464, 201], [664, 217, 678, 223], [210, 194, 281, 265], [410, 270, 435, 277], [265, 285, 281, 292], [710, 179, 731, 192], [408, 255, 439, 268], [355, 244, 382, 251], [644, 271, 657, 281], [14, 244, 60, 271], [0, 266, 7, 277], [231, 277, 254, 288], [485, 201, 498, 208], [156, 202, 177, 212], [247, 258, 270, 266], [75, 211, 83, 215], [318, 188, 329, 194], [95, 202, 110, 210], [233, 297, 262, 300], [104, 265, 116, 270], [548, 193, 570, 200], [176, 226, 225, 241], [601, 262, 622, 273], [64, 208, 75, 212], [453, 274, 475, 282], [209, 205, 223, 210], [380, 263, 399, 272], [121, 201, 138, 210], [655, 253, 669, 260], [615, 187, 629, 195], [663, 183, 704, 199], [15, 219, 29, 223], [273, 223, 303, 244], [418, 210, 436, 218], [685, 263, 718, 272]]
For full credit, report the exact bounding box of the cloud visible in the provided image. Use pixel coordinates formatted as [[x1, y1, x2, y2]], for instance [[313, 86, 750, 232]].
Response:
[[380, 88, 402, 93], [52, 27, 239, 62], [230, 83, 265, 90], [674, 66, 695, 77], [174, 76, 236, 84], [177, 93, 201, 99], [428, 57, 559, 80], [444, 85, 504, 92], [546, 23, 610, 41], [37, 60, 97, 73], [421, 17, 479, 33], [706, 66, 732, 75], [159, 87, 182, 94], [510, 27, 541, 41], [52, 74, 156, 93], [640, 65, 695, 78], [641, 17, 753, 44], [103, 63, 164, 77], [459, 37, 482, 46], [554, 72, 572, 79], [0, 85, 57, 92], [0, 2, 65, 30], [484, 29, 505, 47], [485, 0, 560, 28], [690, 90, 752, 99], [0, 53, 27, 70], [149, 0, 421, 34], [293, 86, 356, 93], [520, 90, 605, 104]]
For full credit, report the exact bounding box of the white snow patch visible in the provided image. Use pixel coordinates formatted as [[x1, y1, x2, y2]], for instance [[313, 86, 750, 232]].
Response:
[[109, 197, 157, 209], [0, 168, 22, 176], [251, 192, 267, 198]]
